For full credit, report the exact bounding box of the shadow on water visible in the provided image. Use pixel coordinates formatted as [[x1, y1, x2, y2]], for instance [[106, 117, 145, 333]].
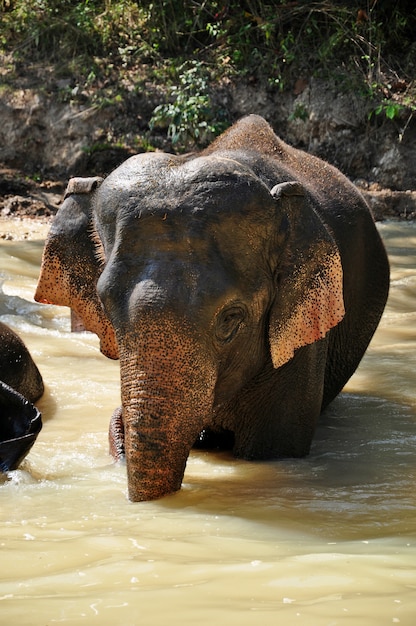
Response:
[[157, 392, 416, 542]]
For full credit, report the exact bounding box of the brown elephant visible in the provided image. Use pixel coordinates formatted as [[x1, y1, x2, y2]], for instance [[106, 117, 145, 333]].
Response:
[[0, 321, 43, 471], [35, 115, 389, 501]]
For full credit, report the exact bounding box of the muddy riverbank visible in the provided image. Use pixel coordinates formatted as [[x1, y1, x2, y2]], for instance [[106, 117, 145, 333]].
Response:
[[1, 71, 416, 224]]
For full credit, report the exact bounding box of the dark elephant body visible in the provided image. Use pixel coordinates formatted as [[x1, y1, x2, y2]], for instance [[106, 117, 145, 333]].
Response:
[[0, 321, 43, 471], [0, 380, 42, 472], [35, 115, 389, 501], [0, 321, 44, 403]]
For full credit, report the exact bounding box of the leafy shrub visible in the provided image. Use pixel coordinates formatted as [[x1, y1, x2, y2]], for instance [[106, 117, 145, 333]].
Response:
[[149, 60, 228, 149], [1, 1, 414, 141], [1, 1, 415, 85]]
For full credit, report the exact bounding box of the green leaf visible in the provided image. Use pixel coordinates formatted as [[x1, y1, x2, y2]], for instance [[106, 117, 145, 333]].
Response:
[[385, 104, 399, 120]]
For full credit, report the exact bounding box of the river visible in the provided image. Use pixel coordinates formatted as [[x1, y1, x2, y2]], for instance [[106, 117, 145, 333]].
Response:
[[0, 219, 415, 625]]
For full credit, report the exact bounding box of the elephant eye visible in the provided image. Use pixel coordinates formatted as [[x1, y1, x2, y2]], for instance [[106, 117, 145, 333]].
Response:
[[216, 306, 246, 343]]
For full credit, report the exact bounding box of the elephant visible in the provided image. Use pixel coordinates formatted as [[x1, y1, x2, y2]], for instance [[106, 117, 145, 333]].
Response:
[[35, 114, 390, 501], [0, 321, 43, 471]]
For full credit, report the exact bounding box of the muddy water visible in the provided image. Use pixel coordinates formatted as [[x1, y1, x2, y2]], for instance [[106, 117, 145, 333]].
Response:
[[0, 219, 415, 625]]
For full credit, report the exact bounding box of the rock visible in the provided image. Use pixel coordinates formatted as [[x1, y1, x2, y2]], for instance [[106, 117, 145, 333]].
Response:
[[359, 187, 416, 220]]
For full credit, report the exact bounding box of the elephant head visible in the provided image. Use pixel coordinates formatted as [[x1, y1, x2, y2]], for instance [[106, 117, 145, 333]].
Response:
[[0, 322, 44, 471], [0, 320, 44, 403], [35, 125, 346, 501]]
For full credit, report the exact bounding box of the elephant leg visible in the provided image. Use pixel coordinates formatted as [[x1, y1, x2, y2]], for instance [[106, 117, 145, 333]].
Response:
[[215, 342, 328, 460], [109, 406, 125, 460]]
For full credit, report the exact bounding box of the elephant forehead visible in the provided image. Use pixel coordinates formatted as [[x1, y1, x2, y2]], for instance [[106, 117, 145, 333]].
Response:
[[106, 151, 179, 181], [105, 152, 258, 187], [97, 154, 272, 221], [180, 154, 257, 181]]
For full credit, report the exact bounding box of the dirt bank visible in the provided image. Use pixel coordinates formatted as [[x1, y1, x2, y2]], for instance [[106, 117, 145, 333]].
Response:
[[1, 71, 416, 228]]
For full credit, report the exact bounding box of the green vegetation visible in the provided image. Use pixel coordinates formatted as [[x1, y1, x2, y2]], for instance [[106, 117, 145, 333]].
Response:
[[1, 1, 415, 149], [149, 60, 229, 148]]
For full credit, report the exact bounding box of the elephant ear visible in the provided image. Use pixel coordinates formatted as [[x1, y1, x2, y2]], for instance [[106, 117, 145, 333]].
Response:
[[64, 177, 103, 197], [35, 176, 119, 360], [268, 181, 345, 369]]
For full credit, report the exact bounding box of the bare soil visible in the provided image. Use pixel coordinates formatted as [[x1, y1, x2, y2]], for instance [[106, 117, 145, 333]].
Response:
[[1, 64, 416, 235]]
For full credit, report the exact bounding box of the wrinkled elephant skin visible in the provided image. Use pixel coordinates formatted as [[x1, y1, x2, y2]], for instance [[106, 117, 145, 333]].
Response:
[[36, 115, 390, 501]]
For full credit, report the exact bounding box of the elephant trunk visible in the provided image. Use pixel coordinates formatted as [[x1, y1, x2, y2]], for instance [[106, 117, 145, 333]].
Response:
[[119, 318, 216, 502]]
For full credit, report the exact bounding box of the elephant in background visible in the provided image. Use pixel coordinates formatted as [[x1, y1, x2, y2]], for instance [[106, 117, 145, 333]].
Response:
[[35, 114, 390, 501], [0, 321, 43, 472]]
